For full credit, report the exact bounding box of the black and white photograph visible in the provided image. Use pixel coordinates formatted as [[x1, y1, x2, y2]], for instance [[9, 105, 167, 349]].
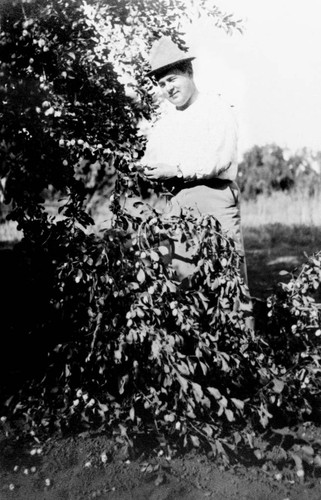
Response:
[[1, 0, 321, 498]]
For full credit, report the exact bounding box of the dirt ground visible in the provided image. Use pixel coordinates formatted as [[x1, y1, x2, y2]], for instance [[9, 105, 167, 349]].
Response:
[[1, 430, 321, 500]]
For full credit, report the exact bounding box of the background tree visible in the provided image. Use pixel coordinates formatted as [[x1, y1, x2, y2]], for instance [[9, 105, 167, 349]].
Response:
[[238, 144, 321, 200]]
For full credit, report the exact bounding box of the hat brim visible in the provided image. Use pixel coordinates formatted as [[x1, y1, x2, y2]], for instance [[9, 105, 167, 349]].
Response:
[[146, 56, 196, 78]]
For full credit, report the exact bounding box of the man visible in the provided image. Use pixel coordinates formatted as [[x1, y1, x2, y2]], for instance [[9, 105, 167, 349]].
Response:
[[142, 36, 247, 284]]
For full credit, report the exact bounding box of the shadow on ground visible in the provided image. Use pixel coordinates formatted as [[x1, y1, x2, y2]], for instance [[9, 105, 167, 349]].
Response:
[[244, 223, 321, 300]]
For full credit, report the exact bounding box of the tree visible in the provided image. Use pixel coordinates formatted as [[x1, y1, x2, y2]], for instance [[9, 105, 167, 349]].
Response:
[[1, 0, 263, 453], [0, 0, 244, 356], [0, 0, 242, 224], [237, 144, 321, 200], [237, 144, 295, 200]]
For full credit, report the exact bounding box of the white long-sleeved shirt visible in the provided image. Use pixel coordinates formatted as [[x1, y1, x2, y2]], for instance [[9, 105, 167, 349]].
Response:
[[142, 92, 238, 181]]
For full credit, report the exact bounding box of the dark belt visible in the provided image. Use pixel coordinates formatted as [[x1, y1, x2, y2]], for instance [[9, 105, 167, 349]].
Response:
[[163, 176, 233, 195]]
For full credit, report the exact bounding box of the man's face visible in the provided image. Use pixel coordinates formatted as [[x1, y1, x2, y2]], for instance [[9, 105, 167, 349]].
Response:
[[157, 69, 196, 110]]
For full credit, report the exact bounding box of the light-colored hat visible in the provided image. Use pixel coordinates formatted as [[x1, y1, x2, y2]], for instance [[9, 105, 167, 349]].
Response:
[[146, 36, 195, 77]]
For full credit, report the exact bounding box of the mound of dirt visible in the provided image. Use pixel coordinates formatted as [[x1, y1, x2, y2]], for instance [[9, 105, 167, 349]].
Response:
[[1, 431, 321, 500]]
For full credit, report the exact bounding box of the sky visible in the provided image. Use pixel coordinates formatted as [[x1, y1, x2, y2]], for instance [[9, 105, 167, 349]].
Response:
[[184, 0, 321, 155]]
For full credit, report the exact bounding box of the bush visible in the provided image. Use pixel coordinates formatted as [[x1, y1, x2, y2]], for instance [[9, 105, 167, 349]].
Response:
[[4, 207, 261, 453], [262, 252, 321, 425]]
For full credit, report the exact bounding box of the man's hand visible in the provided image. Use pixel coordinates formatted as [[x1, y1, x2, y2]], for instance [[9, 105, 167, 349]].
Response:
[[143, 163, 179, 181]]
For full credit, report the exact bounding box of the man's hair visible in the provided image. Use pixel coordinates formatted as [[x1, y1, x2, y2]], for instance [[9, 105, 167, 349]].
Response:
[[154, 60, 194, 82]]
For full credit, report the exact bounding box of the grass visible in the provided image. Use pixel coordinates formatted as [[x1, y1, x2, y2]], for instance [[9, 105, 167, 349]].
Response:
[[244, 223, 321, 299], [242, 190, 321, 227], [241, 191, 321, 299]]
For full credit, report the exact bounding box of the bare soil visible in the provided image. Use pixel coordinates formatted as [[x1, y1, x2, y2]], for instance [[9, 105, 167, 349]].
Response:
[[1, 430, 321, 500]]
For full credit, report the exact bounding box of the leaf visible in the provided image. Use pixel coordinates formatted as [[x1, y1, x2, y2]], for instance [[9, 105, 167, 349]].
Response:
[[192, 382, 203, 402], [207, 387, 221, 399], [4, 396, 14, 407], [137, 268, 145, 283], [254, 449, 263, 460], [158, 245, 169, 255], [199, 361, 207, 376], [187, 358, 196, 375], [219, 298, 230, 309], [211, 278, 220, 290], [215, 439, 227, 457], [291, 452, 303, 470], [272, 378, 284, 394], [150, 250, 159, 262], [166, 280, 177, 293], [272, 427, 296, 437], [233, 432, 242, 445], [203, 396, 211, 408], [301, 445, 314, 456], [136, 307, 145, 318], [119, 424, 127, 437], [190, 435, 200, 447], [225, 409, 235, 422], [129, 282, 140, 290], [259, 404, 273, 427], [177, 362, 190, 376], [177, 374, 188, 393], [203, 424, 214, 438], [217, 353, 230, 372], [98, 403, 108, 413], [219, 395, 227, 408], [231, 398, 244, 411], [198, 291, 209, 305], [129, 407, 135, 421]]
